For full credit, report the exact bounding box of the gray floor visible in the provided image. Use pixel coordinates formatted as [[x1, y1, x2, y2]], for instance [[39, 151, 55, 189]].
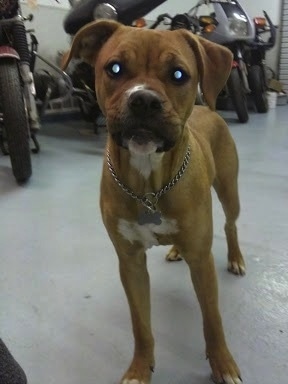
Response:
[[0, 107, 287, 384]]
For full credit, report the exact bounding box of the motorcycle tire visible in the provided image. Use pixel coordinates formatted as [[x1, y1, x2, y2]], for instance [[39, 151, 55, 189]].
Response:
[[248, 65, 268, 113], [227, 67, 249, 123], [0, 59, 32, 183]]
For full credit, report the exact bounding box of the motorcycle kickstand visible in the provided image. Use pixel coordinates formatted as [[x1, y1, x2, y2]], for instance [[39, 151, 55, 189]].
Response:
[[0, 131, 9, 155], [31, 132, 40, 154]]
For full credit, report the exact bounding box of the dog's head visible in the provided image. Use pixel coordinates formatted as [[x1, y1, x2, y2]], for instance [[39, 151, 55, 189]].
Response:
[[63, 20, 232, 154]]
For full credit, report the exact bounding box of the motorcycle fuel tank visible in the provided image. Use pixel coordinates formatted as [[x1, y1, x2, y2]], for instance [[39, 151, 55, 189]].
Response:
[[64, 0, 167, 35]]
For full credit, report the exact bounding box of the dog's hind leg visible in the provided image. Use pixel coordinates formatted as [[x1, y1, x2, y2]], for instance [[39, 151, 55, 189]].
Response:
[[213, 151, 245, 275]]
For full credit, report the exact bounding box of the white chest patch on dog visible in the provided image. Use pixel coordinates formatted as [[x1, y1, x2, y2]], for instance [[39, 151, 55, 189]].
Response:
[[130, 152, 164, 179], [118, 217, 178, 250]]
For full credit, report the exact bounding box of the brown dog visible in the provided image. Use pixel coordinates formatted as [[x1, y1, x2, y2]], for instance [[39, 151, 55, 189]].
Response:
[[63, 20, 245, 384]]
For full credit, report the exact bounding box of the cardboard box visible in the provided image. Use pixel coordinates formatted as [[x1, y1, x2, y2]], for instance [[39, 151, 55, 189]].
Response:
[[268, 79, 283, 93]]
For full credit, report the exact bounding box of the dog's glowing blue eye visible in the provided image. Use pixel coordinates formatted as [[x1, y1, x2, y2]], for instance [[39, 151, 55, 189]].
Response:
[[171, 68, 189, 83], [174, 70, 183, 80], [106, 61, 122, 77], [111, 63, 121, 74]]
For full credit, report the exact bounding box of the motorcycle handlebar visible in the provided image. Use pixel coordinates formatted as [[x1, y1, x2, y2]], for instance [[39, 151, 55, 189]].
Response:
[[247, 10, 276, 49], [262, 10, 277, 48], [149, 13, 172, 29]]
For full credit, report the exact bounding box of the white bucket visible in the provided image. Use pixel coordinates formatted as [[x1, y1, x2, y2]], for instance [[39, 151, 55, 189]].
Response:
[[267, 91, 277, 109]]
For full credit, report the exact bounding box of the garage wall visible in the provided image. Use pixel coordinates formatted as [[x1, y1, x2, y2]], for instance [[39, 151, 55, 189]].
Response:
[[20, 0, 282, 73]]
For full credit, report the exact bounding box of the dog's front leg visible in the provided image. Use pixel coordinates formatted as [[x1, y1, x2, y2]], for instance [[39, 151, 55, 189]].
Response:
[[117, 246, 154, 384], [186, 252, 242, 384]]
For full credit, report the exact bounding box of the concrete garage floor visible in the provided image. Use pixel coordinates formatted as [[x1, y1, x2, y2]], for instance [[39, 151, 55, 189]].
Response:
[[0, 107, 287, 384]]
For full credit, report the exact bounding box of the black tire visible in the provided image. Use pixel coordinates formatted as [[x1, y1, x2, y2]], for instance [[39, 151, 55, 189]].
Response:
[[0, 59, 32, 183], [227, 67, 249, 123], [248, 65, 268, 113]]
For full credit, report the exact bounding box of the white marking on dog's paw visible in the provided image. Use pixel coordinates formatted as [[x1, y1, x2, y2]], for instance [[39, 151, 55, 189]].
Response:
[[212, 373, 242, 384], [227, 261, 246, 276], [122, 380, 145, 384], [222, 374, 242, 384], [165, 247, 182, 261]]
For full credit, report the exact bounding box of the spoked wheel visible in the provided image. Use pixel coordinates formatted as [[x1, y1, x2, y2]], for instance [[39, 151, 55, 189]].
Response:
[[248, 65, 268, 113], [227, 67, 249, 123], [0, 58, 32, 183]]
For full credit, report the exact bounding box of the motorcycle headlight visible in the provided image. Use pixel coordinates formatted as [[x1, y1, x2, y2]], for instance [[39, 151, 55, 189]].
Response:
[[228, 13, 249, 37], [0, 0, 18, 17], [93, 3, 118, 21]]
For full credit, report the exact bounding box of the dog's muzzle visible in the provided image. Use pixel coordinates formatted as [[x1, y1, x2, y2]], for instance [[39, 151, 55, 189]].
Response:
[[110, 89, 179, 153]]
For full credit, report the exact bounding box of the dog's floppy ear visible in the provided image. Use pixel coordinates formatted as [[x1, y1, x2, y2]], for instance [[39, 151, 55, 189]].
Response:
[[61, 20, 122, 70], [179, 30, 233, 110]]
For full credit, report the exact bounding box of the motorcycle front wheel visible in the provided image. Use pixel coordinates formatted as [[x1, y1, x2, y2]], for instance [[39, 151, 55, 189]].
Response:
[[248, 65, 268, 113], [227, 67, 249, 123], [0, 58, 32, 183]]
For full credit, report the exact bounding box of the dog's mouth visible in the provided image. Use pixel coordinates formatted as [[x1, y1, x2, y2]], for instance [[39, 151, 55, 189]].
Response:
[[112, 130, 175, 154], [111, 126, 177, 154], [126, 130, 163, 155], [128, 130, 156, 145]]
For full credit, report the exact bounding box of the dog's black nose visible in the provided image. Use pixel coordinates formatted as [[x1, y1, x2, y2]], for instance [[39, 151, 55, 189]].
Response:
[[128, 90, 163, 116]]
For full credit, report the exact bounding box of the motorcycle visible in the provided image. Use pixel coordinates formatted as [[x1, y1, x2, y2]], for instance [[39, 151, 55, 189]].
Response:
[[245, 11, 277, 113], [0, 0, 40, 183], [187, 0, 256, 123], [63, 0, 167, 126]]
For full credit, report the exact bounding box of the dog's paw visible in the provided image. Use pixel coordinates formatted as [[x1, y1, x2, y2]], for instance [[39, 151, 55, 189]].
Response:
[[227, 248, 246, 276], [120, 359, 152, 384], [208, 350, 242, 384], [211, 374, 242, 384], [227, 261, 246, 276], [165, 246, 183, 261]]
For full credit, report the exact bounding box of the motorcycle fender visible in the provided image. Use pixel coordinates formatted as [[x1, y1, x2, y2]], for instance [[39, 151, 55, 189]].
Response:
[[0, 46, 20, 60]]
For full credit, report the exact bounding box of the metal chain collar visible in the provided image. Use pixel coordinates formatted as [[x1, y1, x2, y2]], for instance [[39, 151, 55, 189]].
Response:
[[106, 146, 191, 212]]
